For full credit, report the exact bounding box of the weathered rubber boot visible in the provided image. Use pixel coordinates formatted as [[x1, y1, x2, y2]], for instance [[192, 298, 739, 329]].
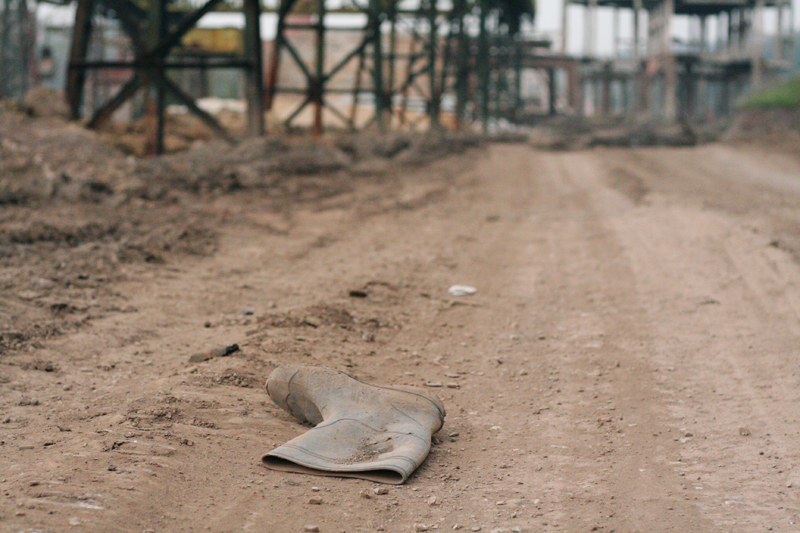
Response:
[[263, 364, 446, 484]]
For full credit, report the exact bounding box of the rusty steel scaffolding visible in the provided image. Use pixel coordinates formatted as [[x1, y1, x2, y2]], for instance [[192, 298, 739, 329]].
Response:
[[67, 0, 536, 142], [67, 0, 264, 153], [265, 0, 535, 133]]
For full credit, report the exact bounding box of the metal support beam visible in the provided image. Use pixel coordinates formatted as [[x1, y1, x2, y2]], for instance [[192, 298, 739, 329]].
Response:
[[243, 0, 264, 136], [67, 0, 95, 120], [68, 0, 264, 151]]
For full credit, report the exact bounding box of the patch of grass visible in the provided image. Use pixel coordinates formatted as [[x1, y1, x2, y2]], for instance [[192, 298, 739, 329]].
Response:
[[744, 76, 800, 108]]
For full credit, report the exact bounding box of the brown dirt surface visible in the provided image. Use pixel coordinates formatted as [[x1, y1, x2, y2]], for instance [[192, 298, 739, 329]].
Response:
[[3, 103, 800, 533]]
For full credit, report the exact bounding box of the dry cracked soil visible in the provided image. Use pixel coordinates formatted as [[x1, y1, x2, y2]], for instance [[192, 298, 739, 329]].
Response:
[[3, 109, 800, 533]]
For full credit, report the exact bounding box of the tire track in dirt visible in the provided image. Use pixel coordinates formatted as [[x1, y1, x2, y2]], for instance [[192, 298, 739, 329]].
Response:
[[512, 149, 713, 532], [584, 146, 800, 532]]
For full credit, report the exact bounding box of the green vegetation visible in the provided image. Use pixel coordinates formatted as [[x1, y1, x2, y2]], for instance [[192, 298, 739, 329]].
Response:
[[744, 75, 800, 108]]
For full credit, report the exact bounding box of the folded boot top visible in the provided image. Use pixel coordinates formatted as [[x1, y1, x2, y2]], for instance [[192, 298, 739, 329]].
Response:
[[263, 364, 446, 484]]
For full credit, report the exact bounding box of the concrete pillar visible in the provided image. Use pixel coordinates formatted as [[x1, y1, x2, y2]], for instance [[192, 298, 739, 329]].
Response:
[[633, 0, 641, 62], [752, 0, 764, 90], [631, 0, 643, 115], [584, 0, 597, 57], [776, 0, 784, 61], [561, 0, 569, 54], [699, 16, 707, 52], [663, 0, 677, 120]]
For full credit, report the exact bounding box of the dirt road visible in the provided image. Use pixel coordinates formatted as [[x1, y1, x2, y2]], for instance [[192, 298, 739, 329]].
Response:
[[3, 141, 800, 533]]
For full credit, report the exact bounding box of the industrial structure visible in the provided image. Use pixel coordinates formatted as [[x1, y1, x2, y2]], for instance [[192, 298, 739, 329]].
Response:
[[564, 0, 795, 121], [61, 0, 795, 150], [65, 0, 539, 149]]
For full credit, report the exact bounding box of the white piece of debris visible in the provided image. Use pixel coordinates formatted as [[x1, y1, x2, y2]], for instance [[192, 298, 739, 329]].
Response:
[[448, 285, 477, 296]]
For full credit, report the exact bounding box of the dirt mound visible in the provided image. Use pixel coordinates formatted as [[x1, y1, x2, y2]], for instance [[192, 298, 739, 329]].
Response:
[[20, 87, 70, 119], [530, 117, 707, 150], [722, 106, 800, 155]]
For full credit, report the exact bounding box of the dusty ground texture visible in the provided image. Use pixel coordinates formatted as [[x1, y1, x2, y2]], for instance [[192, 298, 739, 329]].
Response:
[[3, 103, 800, 533]]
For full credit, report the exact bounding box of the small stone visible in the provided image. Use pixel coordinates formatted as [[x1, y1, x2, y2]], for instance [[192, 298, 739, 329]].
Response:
[[427, 495, 438, 505], [240, 309, 255, 316], [373, 487, 389, 495], [304, 526, 320, 533], [446, 383, 460, 389], [449, 432, 459, 438], [311, 486, 321, 492], [68, 517, 81, 526], [303, 316, 322, 328], [495, 500, 505, 506], [414, 524, 430, 532], [453, 525, 462, 531], [425, 382, 443, 388], [308, 496, 323, 505], [511, 528, 523, 533], [360, 489, 372, 499], [739, 427, 751, 437], [471, 528, 482, 532], [107, 465, 117, 471]]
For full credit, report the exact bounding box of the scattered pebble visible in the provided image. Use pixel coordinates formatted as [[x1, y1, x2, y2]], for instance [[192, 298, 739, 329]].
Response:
[[471, 527, 482, 532], [414, 524, 430, 532], [303, 316, 322, 328], [304, 526, 320, 532], [739, 427, 751, 437], [425, 382, 443, 388], [427, 495, 438, 505], [107, 465, 117, 471], [446, 383, 460, 389], [308, 496, 323, 505], [188, 344, 239, 364], [495, 500, 505, 506], [311, 486, 321, 492], [373, 487, 389, 495], [360, 489, 372, 499]]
